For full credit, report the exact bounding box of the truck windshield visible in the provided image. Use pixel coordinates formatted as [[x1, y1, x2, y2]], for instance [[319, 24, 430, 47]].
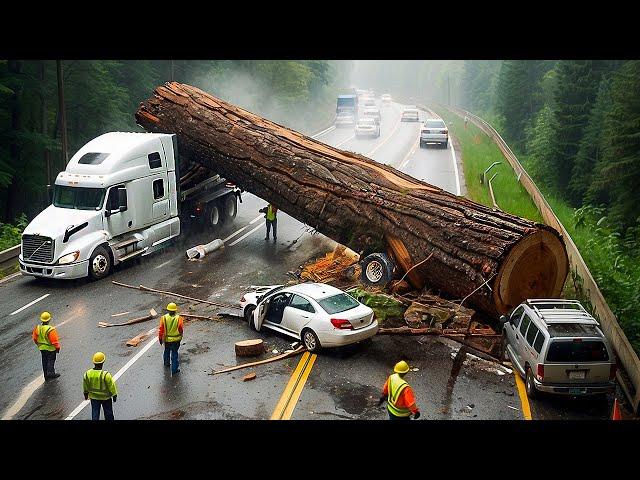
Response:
[[53, 185, 106, 210]]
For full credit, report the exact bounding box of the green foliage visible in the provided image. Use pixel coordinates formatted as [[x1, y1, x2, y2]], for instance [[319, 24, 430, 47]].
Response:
[[524, 104, 559, 183], [0, 213, 26, 250]]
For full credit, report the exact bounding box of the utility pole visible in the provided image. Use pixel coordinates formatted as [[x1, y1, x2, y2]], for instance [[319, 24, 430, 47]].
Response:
[[56, 60, 69, 165]]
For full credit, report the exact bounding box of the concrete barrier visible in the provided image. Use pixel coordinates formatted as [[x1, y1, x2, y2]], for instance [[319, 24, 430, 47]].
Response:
[[439, 104, 640, 413]]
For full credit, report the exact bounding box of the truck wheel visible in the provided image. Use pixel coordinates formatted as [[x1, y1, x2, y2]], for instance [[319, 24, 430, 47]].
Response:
[[222, 195, 237, 222], [360, 252, 395, 288], [89, 246, 112, 280], [207, 204, 221, 229]]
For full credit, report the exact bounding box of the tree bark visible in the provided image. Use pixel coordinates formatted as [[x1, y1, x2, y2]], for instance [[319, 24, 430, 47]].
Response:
[[135, 82, 569, 317]]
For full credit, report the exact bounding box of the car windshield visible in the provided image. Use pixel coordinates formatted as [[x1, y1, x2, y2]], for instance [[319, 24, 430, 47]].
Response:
[[317, 293, 360, 315], [53, 185, 106, 210], [425, 120, 445, 128], [257, 285, 285, 303], [546, 340, 609, 362]]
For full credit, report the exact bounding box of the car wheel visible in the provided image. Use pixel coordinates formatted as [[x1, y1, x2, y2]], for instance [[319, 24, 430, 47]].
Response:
[[360, 252, 395, 288], [244, 305, 256, 326], [419, 141, 424, 148], [302, 328, 321, 352], [443, 141, 448, 149], [89, 246, 112, 280], [222, 194, 237, 222], [525, 368, 538, 398]]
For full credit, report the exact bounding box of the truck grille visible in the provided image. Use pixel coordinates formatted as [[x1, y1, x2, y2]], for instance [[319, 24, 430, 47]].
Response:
[[22, 235, 55, 263]]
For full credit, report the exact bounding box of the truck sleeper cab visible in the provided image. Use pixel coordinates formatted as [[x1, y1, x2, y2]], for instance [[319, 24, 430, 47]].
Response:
[[19, 132, 239, 281]]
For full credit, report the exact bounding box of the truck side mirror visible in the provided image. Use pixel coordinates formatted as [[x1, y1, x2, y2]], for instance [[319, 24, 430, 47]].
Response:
[[499, 315, 508, 324]]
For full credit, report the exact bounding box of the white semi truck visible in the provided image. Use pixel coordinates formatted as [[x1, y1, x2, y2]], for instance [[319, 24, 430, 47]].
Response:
[[19, 132, 241, 280]]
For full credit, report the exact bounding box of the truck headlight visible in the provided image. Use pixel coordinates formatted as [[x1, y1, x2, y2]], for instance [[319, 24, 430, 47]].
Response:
[[58, 251, 80, 265]]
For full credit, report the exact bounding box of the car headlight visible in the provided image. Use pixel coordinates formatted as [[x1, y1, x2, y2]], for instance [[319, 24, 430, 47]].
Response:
[[58, 251, 80, 265]]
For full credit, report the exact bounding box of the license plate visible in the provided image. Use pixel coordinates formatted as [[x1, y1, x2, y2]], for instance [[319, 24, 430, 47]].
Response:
[[569, 388, 584, 395], [569, 370, 586, 380]]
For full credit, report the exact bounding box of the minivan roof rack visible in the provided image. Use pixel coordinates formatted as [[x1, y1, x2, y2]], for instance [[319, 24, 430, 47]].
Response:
[[525, 299, 600, 326]]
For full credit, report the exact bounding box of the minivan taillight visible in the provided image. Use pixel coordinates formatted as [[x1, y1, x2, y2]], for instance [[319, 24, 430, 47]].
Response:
[[330, 318, 353, 330], [536, 364, 544, 381], [610, 364, 617, 380]]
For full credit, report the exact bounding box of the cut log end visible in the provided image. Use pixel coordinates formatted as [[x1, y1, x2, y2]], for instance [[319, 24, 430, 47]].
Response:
[[235, 339, 265, 357], [493, 229, 569, 314]]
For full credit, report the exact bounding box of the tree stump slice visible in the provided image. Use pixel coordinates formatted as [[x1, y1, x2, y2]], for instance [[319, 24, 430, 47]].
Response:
[[235, 339, 265, 357]]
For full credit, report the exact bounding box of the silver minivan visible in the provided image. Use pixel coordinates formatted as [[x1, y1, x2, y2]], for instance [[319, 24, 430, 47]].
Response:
[[500, 299, 617, 398]]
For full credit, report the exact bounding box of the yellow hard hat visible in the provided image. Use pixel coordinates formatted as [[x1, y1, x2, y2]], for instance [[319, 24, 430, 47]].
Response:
[[394, 360, 410, 374], [166, 302, 178, 312], [40, 311, 51, 322], [92, 352, 106, 364]]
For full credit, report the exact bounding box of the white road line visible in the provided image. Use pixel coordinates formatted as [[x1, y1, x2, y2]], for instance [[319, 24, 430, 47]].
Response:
[[10, 293, 50, 316], [398, 135, 420, 171], [224, 214, 263, 242], [0, 272, 21, 284], [229, 224, 263, 247], [367, 114, 403, 157], [334, 134, 355, 148], [1, 375, 44, 420], [66, 326, 158, 420], [154, 259, 173, 270], [311, 125, 336, 139], [449, 139, 461, 196]]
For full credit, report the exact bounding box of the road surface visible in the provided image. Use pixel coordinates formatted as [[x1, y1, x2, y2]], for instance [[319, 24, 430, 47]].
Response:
[[0, 100, 614, 420]]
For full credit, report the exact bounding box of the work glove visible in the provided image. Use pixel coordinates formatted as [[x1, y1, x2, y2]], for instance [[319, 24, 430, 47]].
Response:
[[113, 395, 117, 403], [413, 411, 421, 420], [56, 349, 60, 353], [377, 396, 386, 407], [159, 339, 163, 345]]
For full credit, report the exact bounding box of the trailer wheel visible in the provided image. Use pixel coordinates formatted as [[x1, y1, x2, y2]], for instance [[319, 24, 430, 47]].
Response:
[[360, 252, 395, 288], [222, 194, 237, 221], [207, 204, 221, 229]]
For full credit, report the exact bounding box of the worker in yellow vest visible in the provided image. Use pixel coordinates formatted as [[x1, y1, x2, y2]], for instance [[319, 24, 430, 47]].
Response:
[[159, 302, 184, 374], [378, 360, 421, 420], [32, 311, 61, 380], [83, 352, 118, 420], [259, 203, 278, 241]]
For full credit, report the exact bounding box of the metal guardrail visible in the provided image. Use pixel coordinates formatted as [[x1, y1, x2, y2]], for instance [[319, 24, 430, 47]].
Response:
[[0, 244, 20, 274], [442, 104, 640, 413]]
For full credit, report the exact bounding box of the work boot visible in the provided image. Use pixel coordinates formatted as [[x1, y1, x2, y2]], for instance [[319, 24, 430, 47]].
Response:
[[45, 373, 60, 380], [273, 237, 277, 242], [264, 236, 269, 240]]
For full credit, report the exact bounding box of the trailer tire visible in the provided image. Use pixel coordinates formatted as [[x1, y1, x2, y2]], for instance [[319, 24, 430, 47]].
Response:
[[88, 246, 112, 280], [360, 252, 395, 288], [207, 203, 221, 229], [222, 194, 237, 222]]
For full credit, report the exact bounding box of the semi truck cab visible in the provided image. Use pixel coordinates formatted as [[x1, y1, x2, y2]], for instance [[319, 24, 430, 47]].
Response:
[[19, 131, 239, 280]]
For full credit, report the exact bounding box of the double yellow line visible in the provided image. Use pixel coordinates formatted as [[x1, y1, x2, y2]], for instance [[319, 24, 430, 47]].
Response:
[[270, 351, 317, 420]]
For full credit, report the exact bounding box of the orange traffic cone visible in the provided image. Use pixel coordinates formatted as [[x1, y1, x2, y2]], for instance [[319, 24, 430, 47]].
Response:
[[612, 398, 622, 420]]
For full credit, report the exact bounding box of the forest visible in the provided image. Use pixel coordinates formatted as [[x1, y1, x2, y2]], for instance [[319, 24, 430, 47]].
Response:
[[0, 59, 352, 241]]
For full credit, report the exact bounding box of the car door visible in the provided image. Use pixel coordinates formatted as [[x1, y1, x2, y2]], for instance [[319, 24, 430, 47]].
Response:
[[263, 292, 292, 328], [281, 294, 315, 335], [515, 313, 533, 368], [523, 321, 542, 369], [505, 306, 524, 348]]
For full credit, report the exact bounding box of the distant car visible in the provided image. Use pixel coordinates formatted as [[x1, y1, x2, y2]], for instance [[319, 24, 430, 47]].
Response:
[[335, 111, 356, 127], [401, 108, 420, 122], [420, 118, 449, 148], [362, 106, 381, 124], [363, 97, 376, 107], [355, 117, 381, 138], [239, 283, 378, 352], [381, 94, 392, 103], [500, 299, 617, 398]]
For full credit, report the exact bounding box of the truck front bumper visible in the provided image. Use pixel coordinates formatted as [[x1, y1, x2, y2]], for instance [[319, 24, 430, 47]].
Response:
[[19, 258, 89, 279]]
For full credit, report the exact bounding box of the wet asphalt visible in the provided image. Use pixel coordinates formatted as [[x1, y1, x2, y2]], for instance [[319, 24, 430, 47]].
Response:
[[0, 101, 614, 420]]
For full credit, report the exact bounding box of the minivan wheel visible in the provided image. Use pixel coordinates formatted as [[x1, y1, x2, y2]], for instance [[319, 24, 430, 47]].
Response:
[[89, 246, 112, 280], [525, 368, 538, 398], [302, 329, 321, 353]]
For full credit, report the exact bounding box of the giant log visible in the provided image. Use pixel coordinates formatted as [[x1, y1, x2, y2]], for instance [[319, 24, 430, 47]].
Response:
[[135, 82, 568, 317]]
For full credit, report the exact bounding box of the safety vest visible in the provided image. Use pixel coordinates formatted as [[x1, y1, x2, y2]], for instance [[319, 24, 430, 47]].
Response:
[[266, 205, 277, 221], [387, 373, 412, 417], [36, 324, 56, 352], [83, 369, 116, 401], [162, 313, 183, 342]]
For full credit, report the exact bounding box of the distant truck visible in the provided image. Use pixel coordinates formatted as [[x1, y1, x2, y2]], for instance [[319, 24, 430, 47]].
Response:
[[19, 132, 241, 280], [336, 94, 358, 118]]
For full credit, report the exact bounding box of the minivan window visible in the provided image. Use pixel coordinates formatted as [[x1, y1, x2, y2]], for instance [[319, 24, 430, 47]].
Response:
[[526, 322, 540, 346], [510, 306, 525, 328], [519, 314, 531, 336], [533, 331, 545, 354], [546, 340, 609, 362]]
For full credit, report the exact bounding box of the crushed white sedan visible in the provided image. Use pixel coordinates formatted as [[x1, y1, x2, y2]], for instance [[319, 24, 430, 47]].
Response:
[[239, 283, 378, 352]]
